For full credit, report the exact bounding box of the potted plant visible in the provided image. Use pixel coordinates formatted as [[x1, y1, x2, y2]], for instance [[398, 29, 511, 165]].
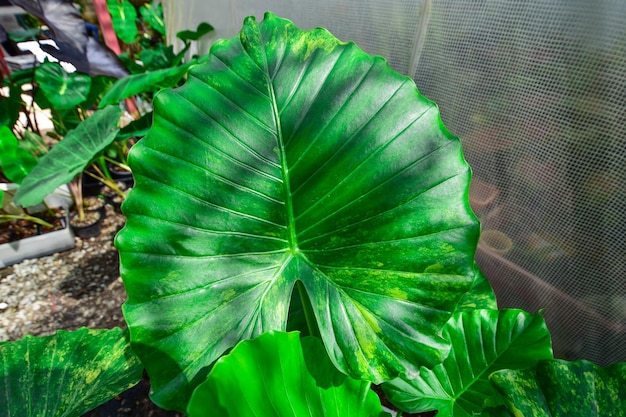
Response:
[[0, 13, 624, 417], [0, 186, 74, 267], [0, 125, 74, 265]]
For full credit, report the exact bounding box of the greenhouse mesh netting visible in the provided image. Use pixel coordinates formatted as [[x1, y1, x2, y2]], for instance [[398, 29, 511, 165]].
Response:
[[163, 0, 626, 366]]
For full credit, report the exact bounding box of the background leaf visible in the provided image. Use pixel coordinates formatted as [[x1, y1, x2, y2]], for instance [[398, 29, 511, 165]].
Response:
[[0, 327, 143, 417], [14, 106, 122, 207], [116, 12, 480, 411], [187, 331, 390, 417], [98, 60, 200, 107], [107, 0, 138, 44], [491, 360, 626, 417], [140, 2, 166, 36], [176, 22, 214, 42], [0, 126, 38, 183], [382, 309, 553, 416], [35, 61, 91, 110]]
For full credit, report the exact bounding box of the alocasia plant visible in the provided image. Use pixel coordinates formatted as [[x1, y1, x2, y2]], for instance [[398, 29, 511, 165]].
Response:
[[115, 11, 482, 411], [0, 12, 624, 417]]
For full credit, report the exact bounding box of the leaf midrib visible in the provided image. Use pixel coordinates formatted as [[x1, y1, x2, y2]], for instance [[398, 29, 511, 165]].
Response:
[[254, 25, 299, 254]]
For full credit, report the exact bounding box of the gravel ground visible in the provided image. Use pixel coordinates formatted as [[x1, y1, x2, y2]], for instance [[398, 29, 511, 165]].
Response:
[[0, 204, 127, 342]]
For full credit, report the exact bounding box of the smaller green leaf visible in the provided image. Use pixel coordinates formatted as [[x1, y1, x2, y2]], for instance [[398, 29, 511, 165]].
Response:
[[140, 3, 166, 35], [107, 0, 138, 44], [0, 327, 143, 417], [14, 106, 122, 207], [383, 309, 553, 417], [187, 331, 390, 417], [491, 360, 626, 417], [35, 61, 91, 110], [99, 60, 198, 107], [0, 126, 38, 183], [176, 22, 214, 42]]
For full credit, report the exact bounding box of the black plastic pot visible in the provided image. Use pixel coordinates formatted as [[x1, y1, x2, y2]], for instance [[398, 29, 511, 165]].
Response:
[[70, 210, 103, 239], [108, 165, 134, 188]]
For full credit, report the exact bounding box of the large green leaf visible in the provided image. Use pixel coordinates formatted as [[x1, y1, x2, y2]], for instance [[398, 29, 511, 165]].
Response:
[[35, 61, 91, 110], [98, 60, 201, 107], [382, 309, 553, 417], [107, 0, 138, 44], [116, 13, 480, 411], [14, 106, 122, 207], [0, 327, 143, 417], [0, 126, 38, 183], [188, 331, 390, 417], [491, 360, 626, 417]]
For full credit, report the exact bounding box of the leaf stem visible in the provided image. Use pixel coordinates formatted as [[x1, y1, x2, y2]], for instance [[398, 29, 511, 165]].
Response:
[[0, 213, 53, 228]]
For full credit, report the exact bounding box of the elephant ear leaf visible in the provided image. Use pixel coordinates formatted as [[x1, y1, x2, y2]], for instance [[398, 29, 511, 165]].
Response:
[[0, 327, 143, 417], [382, 309, 553, 417], [14, 106, 122, 207], [187, 331, 390, 417], [35, 61, 91, 110], [107, 0, 137, 44], [491, 360, 626, 416], [98, 60, 201, 107], [116, 12, 480, 411]]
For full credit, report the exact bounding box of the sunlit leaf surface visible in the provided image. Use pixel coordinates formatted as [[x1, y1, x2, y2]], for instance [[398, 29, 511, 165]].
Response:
[[187, 331, 390, 417], [116, 12, 480, 411]]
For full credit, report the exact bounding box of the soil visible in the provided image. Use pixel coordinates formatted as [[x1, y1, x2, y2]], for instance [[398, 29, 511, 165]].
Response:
[[0, 207, 67, 243]]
